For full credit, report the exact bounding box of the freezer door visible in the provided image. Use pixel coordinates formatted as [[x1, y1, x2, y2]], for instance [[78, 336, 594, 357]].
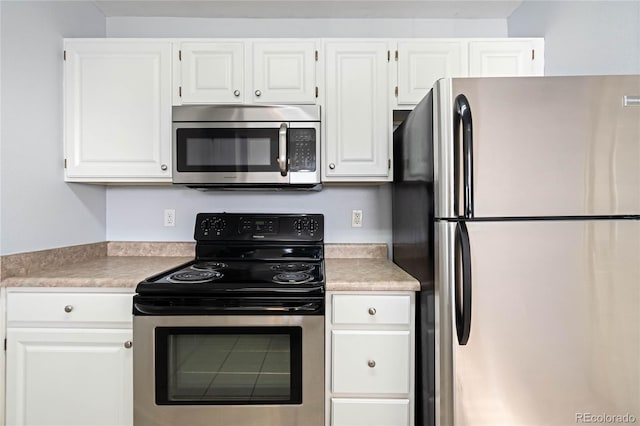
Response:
[[435, 76, 640, 219], [436, 219, 640, 426]]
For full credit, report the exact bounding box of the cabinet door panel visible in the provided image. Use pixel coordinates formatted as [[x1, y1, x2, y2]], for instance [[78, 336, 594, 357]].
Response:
[[397, 41, 467, 105], [64, 41, 172, 181], [324, 42, 391, 180], [469, 40, 543, 77], [6, 328, 133, 426], [332, 330, 410, 395], [180, 42, 244, 103], [252, 41, 316, 104], [332, 295, 411, 326], [332, 399, 410, 426]]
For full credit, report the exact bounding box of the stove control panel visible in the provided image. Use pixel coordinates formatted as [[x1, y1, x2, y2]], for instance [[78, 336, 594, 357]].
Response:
[[194, 213, 324, 241]]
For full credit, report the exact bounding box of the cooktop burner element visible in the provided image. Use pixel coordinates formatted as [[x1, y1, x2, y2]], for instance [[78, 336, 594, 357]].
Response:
[[167, 270, 223, 283], [272, 272, 314, 284], [191, 261, 228, 271], [135, 213, 325, 297]]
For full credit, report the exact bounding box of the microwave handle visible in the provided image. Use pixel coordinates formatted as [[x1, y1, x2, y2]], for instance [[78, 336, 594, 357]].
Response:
[[278, 123, 288, 176]]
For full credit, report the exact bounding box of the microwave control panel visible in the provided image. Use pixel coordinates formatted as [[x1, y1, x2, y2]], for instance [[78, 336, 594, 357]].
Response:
[[289, 128, 316, 172]]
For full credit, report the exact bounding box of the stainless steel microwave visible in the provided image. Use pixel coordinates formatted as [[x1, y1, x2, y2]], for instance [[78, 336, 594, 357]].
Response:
[[172, 105, 321, 189]]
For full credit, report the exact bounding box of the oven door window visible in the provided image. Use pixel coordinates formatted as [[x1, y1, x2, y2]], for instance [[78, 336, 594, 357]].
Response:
[[155, 327, 302, 405], [176, 128, 279, 172]]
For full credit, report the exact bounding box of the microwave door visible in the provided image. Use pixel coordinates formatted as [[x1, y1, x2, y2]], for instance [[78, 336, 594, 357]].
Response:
[[172, 122, 289, 185]]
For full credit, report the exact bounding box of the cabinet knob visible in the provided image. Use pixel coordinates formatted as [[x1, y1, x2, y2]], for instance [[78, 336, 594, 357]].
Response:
[[234, 90, 241, 97], [368, 307, 377, 316], [368, 360, 376, 368], [329, 163, 335, 170], [64, 305, 73, 313], [255, 90, 262, 97], [124, 340, 133, 349], [160, 164, 168, 171]]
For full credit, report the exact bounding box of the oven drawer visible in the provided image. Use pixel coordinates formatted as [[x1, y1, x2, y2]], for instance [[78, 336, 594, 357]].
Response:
[[332, 294, 411, 326], [331, 398, 410, 426], [332, 330, 410, 395], [7, 292, 133, 326]]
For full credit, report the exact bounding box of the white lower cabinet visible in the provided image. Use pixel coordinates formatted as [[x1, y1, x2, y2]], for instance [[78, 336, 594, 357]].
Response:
[[332, 399, 410, 426], [326, 292, 415, 426], [1, 289, 6, 426], [5, 290, 133, 426]]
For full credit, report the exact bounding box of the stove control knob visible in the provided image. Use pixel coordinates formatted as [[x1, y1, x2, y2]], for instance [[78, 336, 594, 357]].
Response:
[[212, 219, 226, 232], [201, 218, 212, 231]]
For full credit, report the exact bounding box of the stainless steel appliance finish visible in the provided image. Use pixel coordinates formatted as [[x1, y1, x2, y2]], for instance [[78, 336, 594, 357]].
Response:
[[172, 105, 321, 189], [393, 75, 640, 426], [134, 314, 324, 426], [133, 213, 325, 426]]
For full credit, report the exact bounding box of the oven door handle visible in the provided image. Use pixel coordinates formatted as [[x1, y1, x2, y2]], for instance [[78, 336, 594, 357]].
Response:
[[133, 301, 323, 316], [277, 123, 289, 177]]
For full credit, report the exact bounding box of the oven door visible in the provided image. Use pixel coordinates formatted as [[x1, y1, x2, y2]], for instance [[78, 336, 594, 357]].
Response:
[[133, 313, 324, 426]]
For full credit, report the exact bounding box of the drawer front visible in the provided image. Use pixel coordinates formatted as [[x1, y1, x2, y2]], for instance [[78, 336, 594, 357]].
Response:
[[7, 292, 133, 325], [332, 294, 411, 326], [331, 398, 410, 426], [332, 330, 410, 395]]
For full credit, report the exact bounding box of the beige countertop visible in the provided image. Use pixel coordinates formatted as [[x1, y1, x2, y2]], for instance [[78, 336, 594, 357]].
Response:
[[1, 256, 193, 288], [0, 242, 419, 291], [325, 258, 419, 291]]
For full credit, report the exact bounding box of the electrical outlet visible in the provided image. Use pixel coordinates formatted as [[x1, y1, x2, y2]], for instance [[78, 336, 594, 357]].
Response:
[[352, 210, 363, 227], [164, 209, 176, 227]]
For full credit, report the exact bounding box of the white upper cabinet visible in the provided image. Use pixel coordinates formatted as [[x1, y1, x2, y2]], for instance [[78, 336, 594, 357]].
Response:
[[177, 40, 318, 105], [251, 40, 318, 104], [396, 40, 468, 105], [179, 41, 244, 103], [468, 39, 544, 77], [323, 40, 393, 181], [394, 38, 544, 107], [63, 40, 172, 182]]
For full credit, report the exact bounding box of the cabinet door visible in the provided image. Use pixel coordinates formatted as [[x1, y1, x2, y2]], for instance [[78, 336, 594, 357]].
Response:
[[397, 40, 467, 105], [324, 41, 392, 181], [332, 330, 410, 395], [6, 328, 133, 426], [332, 399, 410, 426], [469, 39, 544, 77], [64, 40, 172, 182], [251, 40, 317, 104], [180, 42, 244, 103]]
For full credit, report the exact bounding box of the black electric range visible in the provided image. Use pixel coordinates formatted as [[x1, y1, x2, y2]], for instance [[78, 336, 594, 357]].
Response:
[[133, 213, 325, 315]]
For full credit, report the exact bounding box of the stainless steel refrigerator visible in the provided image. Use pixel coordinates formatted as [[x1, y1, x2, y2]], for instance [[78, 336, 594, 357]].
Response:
[[392, 75, 640, 426]]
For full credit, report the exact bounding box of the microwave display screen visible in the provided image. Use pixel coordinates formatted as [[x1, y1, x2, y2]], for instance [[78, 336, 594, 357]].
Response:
[[176, 128, 279, 172]]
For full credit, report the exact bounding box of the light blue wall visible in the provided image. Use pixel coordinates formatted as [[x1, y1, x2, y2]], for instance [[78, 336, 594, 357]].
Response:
[[104, 16, 508, 246], [0, 1, 107, 255], [106, 17, 509, 38], [508, 0, 640, 75]]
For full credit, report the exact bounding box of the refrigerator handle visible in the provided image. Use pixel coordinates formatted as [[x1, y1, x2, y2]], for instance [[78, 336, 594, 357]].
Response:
[[455, 221, 472, 345], [454, 94, 474, 219]]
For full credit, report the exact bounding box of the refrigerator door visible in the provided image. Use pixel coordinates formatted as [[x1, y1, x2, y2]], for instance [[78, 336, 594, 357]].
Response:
[[435, 75, 640, 219], [436, 219, 640, 426]]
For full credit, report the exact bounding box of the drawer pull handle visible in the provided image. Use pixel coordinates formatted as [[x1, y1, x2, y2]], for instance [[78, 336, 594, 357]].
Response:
[[64, 305, 74, 313], [368, 307, 377, 316], [368, 360, 376, 368], [124, 341, 133, 349]]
